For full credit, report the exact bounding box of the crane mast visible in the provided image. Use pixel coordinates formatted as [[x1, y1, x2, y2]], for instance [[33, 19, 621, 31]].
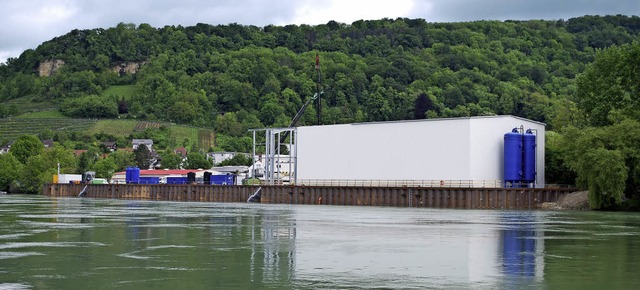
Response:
[[280, 53, 323, 143]]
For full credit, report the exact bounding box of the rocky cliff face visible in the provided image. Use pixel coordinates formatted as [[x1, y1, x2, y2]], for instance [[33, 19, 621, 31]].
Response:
[[113, 62, 145, 75], [38, 59, 65, 77]]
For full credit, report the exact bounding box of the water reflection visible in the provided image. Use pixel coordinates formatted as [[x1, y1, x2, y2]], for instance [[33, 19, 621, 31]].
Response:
[[499, 212, 544, 289], [1, 196, 640, 289]]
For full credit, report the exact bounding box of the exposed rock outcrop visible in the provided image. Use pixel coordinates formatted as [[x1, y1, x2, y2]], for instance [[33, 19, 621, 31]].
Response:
[[541, 191, 590, 210], [38, 59, 65, 77], [112, 61, 146, 75]]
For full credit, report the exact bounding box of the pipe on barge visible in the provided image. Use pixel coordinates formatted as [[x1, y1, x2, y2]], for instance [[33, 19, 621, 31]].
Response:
[[42, 183, 575, 209]]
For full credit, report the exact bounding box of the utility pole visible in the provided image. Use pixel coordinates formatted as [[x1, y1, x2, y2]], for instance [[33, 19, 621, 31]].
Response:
[[315, 53, 321, 125]]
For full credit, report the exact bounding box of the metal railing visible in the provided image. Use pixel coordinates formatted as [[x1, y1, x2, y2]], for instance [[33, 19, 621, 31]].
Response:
[[292, 179, 506, 188]]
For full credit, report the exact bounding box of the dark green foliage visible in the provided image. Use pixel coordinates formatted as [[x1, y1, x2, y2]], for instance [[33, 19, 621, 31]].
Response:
[[59, 95, 118, 118], [118, 97, 128, 114], [1, 15, 639, 130], [184, 152, 212, 169], [77, 147, 100, 174], [0, 104, 18, 117], [413, 93, 434, 119], [107, 150, 135, 172], [18, 146, 75, 194], [0, 154, 23, 191], [1, 15, 640, 199], [133, 144, 153, 169], [544, 132, 576, 186], [576, 41, 640, 126], [10, 135, 44, 164], [159, 150, 183, 169], [91, 158, 117, 179], [218, 154, 253, 167], [560, 120, 640, 209]]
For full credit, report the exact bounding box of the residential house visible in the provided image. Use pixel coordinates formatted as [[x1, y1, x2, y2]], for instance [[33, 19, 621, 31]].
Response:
[[42, 139, 54, 148], [174, 147, 187, 157], [132, 139, 154, 151], [101, 141, 117, 152], [207, 151, 251, 165], [0, 141, 13, 154]]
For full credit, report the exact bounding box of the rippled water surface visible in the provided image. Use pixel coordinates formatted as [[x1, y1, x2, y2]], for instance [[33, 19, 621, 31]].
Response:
[[1, 195, 640, 289]]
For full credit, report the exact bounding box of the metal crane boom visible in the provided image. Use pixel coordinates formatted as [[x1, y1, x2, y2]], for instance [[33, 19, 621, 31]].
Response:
[[279, 53, 323, 143]]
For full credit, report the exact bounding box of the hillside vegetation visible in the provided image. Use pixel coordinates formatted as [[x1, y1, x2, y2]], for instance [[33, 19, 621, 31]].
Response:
[[2, 16, 639, 129], [0, 117, 214, 150], [2, 15, 640, 207]]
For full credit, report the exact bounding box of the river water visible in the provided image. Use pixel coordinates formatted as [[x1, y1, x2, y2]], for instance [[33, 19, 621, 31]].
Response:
[[1, 195, 639, 289]]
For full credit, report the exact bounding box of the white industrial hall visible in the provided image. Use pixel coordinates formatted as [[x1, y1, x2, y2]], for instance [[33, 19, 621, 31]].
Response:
[[253, 115, 545, 188]]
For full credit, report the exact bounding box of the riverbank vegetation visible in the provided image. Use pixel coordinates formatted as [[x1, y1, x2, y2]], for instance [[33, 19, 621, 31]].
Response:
[[1, 15, 640, 208]]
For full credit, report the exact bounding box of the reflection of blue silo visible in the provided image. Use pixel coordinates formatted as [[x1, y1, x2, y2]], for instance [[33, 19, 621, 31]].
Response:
[[502, 214, 537, 278], [504, 129, 523, 186]]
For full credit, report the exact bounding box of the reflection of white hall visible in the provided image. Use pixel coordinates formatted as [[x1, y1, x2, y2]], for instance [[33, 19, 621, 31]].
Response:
[[291, 208, 545, 287], [248, 209, 297, 283]]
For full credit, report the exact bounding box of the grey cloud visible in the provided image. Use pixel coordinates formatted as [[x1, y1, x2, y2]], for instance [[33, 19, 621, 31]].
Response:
[[0, 0, 304, 62], [1, 0, 639, 63], [410, 0, 640, 22]]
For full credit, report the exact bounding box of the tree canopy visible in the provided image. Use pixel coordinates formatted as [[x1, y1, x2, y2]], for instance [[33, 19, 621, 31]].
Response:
[[1, 15, 640, 131], [3, 15, 640, 204]]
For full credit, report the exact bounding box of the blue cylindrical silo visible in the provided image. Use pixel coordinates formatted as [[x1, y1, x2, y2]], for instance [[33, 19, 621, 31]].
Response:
[[125, 166, 132, 184], [504, 129, 523, 185], [523, 130, 536, 184], [131, 167, 140, 184]]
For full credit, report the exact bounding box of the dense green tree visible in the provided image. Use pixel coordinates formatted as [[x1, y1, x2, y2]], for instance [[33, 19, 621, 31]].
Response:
[[218, 154, 253, 166], [3, 16, 640, 197], [576, 41, 640, 126], [133, 144, 154, 169], [544, 131, 576, 186], [38, 129, 55, 141], [108, 150, 135, 172], [118, 97, 128, 114], [0, 154, 23, 191], [160, 150, 183, 169], [77, 147, 100, 174], [560, 120, 640, 209], [10, 135, 44, 164], [59, 95, 118, 118], [91, 158, 118, 179], [18, 147, 75, 193], [184, 152, 212, 169], [0, 104, 19, 117], [2, 16, 638, 131]]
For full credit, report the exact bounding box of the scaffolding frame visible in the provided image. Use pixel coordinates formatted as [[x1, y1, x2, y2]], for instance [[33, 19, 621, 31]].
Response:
[[249, 127, 297, 185]]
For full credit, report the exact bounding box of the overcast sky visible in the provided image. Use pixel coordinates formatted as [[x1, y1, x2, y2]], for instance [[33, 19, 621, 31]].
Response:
[[1, 0, 639, 64]]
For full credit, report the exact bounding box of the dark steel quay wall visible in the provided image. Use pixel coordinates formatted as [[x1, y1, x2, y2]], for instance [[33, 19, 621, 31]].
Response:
[[42, 184, 576, 209]]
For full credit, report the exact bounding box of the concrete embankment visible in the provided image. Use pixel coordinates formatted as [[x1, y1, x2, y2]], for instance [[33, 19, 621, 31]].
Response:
[[42, 183, 576, 210]]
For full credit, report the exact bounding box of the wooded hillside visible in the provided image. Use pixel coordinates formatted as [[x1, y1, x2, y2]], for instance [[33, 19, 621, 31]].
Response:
[[2, 15, 640, 205], [1, 15, 639, 132]]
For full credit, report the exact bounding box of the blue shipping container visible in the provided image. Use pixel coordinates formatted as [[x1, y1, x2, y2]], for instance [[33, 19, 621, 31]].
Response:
[[139, 177, 160, 185], [210, 175, 234, 185], [166, 177, 188, 185]]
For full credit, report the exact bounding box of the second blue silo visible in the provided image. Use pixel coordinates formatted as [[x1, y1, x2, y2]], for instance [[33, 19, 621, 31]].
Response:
[[522, 130, 536, 184]]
